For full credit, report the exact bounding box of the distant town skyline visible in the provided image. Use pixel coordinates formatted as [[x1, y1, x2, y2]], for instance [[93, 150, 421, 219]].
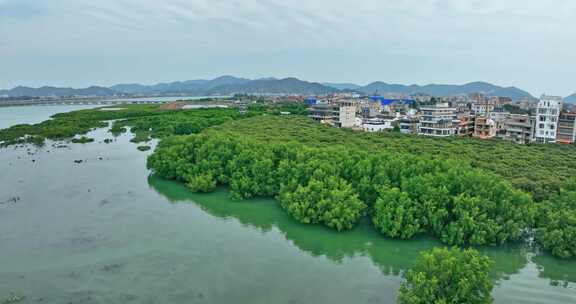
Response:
[[1, 0, 575, 96]]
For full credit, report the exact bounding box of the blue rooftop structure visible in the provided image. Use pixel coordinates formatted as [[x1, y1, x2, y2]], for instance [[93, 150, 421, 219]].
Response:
[[369, 96, 415, 106], [305, 98, 317, 105]]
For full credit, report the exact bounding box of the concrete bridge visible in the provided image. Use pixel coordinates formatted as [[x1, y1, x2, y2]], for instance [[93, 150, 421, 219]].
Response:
[[0, 99, 171, 107]]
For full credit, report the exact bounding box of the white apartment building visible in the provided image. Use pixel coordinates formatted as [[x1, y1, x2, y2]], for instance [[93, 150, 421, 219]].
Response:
[[335, 101, 357, 128], [534, 95, 563, 143], [472, 99, 495, 116], [418, 103, 458, 137]]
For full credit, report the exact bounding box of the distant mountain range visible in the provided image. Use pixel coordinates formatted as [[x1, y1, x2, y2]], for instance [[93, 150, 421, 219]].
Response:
[[1, 86, 118, 98], [565, 94, 576, 104], [0, 76, 336, 98], [324, 81, 533, 100], [321, 83, 363, 91], [109, 76, 251, 95], [0, 76, 542, 100]]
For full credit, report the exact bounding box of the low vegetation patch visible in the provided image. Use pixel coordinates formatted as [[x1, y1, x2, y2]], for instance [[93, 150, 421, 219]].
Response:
[[0, 293, 25, 304], [137, 145, 151, 152], [71, 136, 94, 144]]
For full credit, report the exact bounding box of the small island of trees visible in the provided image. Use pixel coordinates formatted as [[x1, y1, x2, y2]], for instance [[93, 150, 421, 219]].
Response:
[[398, 247, 494, 304]]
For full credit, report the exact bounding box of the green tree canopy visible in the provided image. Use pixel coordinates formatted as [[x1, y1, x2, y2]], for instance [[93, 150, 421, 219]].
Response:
[[398, 247, 494, 304], [536, 179, 576, 259]]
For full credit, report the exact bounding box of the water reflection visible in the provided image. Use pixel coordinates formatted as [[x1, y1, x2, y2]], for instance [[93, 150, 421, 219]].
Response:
[[148, 175, 530, 282], [533, 254, 576, 287]]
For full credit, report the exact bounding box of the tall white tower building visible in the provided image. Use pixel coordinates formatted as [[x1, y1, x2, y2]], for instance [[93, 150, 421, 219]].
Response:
[[534, 95, 563, 143]]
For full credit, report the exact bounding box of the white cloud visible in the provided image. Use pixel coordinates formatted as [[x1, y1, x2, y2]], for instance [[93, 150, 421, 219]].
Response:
[[0, 0, 575, 95]]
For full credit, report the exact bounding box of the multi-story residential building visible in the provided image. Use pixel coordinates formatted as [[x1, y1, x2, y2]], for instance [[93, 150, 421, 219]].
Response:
[[361, 117, 397, 132], [309, 100, 357, 128], [469, 93, 486, 103], [456, 114, 475, 137], [474, 117, 497, 139], [238, 101, 249, 115], [489, 110, 511, 138], [472, 99, 496, 116], [360, 100, 382, 118], [309, 103, 333, 123], [399, 117, 419, 135], [534, 95, 562, 143], [418, 103, 458, 137], [504, 114, 535, 144], [495, 97, 513, 106], [518, 97, 537, 112], [489, 110, 511, 122], [413, 94, 432, 104], [335, 101, 357, 128], [557, 112, 576, 144], [495, 119, 508, 138], [454, 100, 471, 113]]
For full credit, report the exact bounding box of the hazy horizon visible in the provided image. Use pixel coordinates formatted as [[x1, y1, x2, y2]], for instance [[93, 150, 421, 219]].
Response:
[[1, 0, 575, 96]]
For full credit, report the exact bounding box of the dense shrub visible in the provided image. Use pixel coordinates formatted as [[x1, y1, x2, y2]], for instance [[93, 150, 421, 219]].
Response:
[[373, 187, 422, 239], [206, 116, 576, 202], [148, 134, 534, 244], [280, 176, 365, 231], [398, 247, 494, 304], [536, 179, 576, 259], [187, 173, 217, 193]]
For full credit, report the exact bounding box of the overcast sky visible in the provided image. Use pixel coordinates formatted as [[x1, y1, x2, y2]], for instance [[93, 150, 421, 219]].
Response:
[[1, 0, 575, 96]]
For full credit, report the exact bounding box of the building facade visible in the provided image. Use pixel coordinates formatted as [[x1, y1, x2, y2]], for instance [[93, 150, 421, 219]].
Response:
[[335, 101, 357, 128], [474, 117, 497, 139], [360, 100, 382, 118], [456, 114, 475, 137], [418, 103, 458, 137], [504, 114, 535, 144], [309, 103, 333, 124], [309, 101, 357, 128], [472, 99, 496, 116], [557, 112, 576, 144], [399, 117, 419, 135], [361, 117, 397, 132], [534, 95, 562, 143]]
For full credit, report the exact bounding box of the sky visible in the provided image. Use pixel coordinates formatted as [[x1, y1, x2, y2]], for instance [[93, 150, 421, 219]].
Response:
[[0, 0, 575, 96]]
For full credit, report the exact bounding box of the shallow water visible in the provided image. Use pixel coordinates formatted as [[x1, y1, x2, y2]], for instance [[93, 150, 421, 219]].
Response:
[[0, 108, 575, 303], [182, 105, 228, 109], [0, 105, 98, 129], [102, 96, 229, 103]]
